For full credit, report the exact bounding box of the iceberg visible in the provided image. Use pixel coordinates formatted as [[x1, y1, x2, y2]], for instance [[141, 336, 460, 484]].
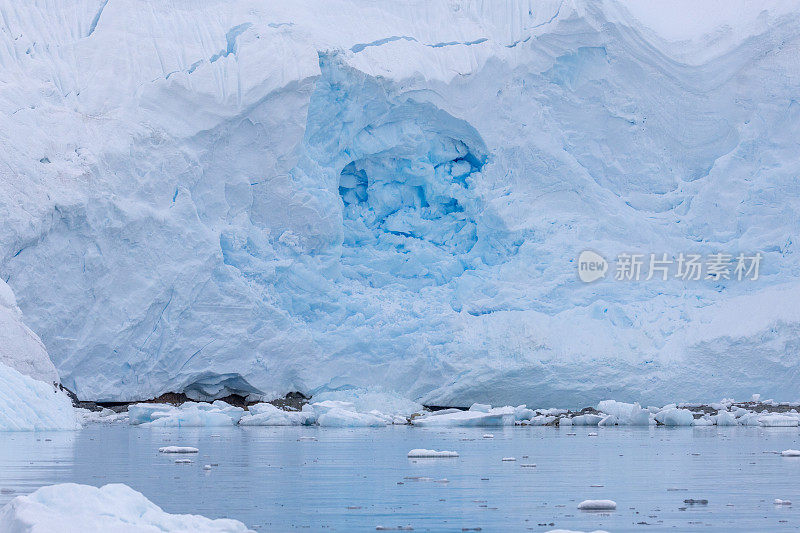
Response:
[[1, 1, 799, 407], [596, 400, 651, 426], [0, 483, 251, 532], [0, 280, 77, 431], [0, 362, 77, 431], [654, 408, 695, 426], [412, 407, 515, 427]]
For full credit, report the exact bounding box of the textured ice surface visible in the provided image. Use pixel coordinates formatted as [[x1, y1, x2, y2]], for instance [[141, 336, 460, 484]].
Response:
[[0, 280, 57, 384], [0, 483, 251, 532], [0, 281, 75, 431], [0, 363, 77, 431], [1, 1, 800, 406]]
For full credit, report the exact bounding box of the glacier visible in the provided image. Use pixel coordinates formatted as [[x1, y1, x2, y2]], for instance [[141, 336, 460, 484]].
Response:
[[1, 0, 799, 407]]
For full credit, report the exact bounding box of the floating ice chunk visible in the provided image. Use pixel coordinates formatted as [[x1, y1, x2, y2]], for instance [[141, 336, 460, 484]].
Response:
[[559, 417, 573, 426], [311, 388, 423, 417], [0, 362, 78, 431], [714, 411, 738, 426], [141, 407, 235, 428], [596, 400, 650, 425], [158, 446, 199, 453], [483, 434, 494, 439], [693, 416, 714, 426], [588, 432, 598, 436], [469, 403, 492, 413], [407, 449, 459, 458], [204, 464, 212, 470], [310, 400, 356, 416], [598, 415, 619, 426], [501, 457, 516, 461], [774, 499, 792, 505], [654, 408, 695, 426], [412, 407, 514, 427], [738, 413, 761, 426], [127, 403, 175, 425], [531, 415, 558, 426], [0, 483, 251, 531], [759, 414, 799, 427], [175, 459, 193, 464], [239, 403, 315, 426], [578, 499, 617, 510], [514, 405, 535, 421], [570, 414, 603, 426], [317, 408, 387, 427], [781, 449, 800, 457]]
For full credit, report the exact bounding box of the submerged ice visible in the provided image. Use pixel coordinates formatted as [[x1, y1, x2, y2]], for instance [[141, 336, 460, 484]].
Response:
[[1, 1, 800, 406]]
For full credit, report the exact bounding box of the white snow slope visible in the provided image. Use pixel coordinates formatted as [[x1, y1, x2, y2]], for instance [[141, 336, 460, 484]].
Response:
[[1, 1, 799, 406]]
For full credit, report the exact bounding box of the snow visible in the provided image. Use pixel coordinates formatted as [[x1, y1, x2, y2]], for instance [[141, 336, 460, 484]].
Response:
[[407, 449, 458, 458], [0, 362, 77, 431], [577, 499, 617, 511], [2, 1, 799, 407], [158, 446, 199, 454], [0, 483, 252, 532]]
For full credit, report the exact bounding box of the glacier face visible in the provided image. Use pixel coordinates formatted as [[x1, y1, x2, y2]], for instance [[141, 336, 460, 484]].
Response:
[[1, 0, 799, 406]]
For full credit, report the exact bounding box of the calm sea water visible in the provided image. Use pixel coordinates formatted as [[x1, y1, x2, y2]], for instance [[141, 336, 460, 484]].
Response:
[[2, 424, 800, 531]]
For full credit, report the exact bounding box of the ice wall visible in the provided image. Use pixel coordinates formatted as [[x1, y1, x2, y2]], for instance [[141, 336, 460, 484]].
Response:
[[1, 0, 799, 406]]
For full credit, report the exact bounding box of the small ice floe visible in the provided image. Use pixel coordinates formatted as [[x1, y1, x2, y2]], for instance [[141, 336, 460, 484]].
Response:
[[483, 434, 494, 439], [759, 414, 799, 427], [501, 457, 516, 461], [781, 449, 800, 457], [203, 464, 212, 470], [774, 499, 792, 505], [298, 436, 318, 441], [407, 449, 459, 458], [577, 499, 617, 510], [412, 406, 514, 427], [158, 446, 199, 454], [520, 463, 536, 468], [174, 459, 192, 464], [434, 478, 449, 483], [375, 526, 414, 530], [588, 432, 598, 437], [683, 499, 708, 505]]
